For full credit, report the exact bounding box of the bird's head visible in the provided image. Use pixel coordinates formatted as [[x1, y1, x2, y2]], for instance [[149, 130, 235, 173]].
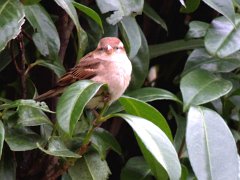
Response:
[[96, 37, 126, 55]]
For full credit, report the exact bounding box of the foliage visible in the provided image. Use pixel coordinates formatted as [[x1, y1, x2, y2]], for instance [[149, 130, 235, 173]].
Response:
[[0, 0, 239, 179]]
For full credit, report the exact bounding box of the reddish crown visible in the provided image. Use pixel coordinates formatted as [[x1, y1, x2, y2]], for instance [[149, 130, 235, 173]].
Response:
[[98, 37, 122, 47]]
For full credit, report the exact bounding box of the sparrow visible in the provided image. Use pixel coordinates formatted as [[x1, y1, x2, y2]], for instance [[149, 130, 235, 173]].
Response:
[[35, 37, 132, 109]]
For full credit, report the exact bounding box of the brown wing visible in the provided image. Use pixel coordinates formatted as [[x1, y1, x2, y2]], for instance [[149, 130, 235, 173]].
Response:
[[57, 56, 101, 87]]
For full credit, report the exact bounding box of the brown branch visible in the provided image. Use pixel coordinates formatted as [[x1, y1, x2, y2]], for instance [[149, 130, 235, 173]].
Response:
[[57, 10, 75, 63], [22, 30, 33, 42], [10, 42, 22, 74], [17, 33, 27, 99]]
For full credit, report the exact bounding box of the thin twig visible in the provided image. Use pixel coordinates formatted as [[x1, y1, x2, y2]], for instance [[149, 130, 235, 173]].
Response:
[[57, 10, 75, 63], [10, 42, 22, 74], [22, 30, 33, 42], [178, 138, 185, 158]]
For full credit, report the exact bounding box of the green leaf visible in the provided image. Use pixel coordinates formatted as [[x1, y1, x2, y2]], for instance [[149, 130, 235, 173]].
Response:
[[106, 87, 181, 115], [180, 0, 200, 13], [186, 106, 239, 179], [0, 0, 25, 52], [205, 15, 240, 58], [143, 2, 167, 31], [179, 0, 186, 7], [37, 137, 81, 158], [127, 87, 181, 103], [0, 148, 16, 180], [35, 59, 66, 78], [149, 39, 204, 59], [117, 114, 181, 180], [180, 165, 189, 180], [21, 0, 41, 5], [183, 48, 240, 76], [91, 128, 121, 160], [202, 0, 235, 25], [119, 96, 173, 141], [54, 0, 88, 59], [186, 21, 210, 39], [68, 152, 111, 180], [120, 156, 152, 180], [96, 0, 144, 25], [129, 28, 149, 90], [24, 4, 60, 60], [56, 80, 104, 136], [0, 121, 4, 159], [180, 69, 232, 111], [5, 127, 43, 151], [72, 1, 103, 33], [0, 99, 53, 113], [17, 105, 52, 127], [119, 16, 141, 59], [17, 99, 53, 113]]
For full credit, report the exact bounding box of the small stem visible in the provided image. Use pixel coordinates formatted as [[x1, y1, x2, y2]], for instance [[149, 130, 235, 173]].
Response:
[[22, 30, 33, 42], [81, 102, 110, 148], [178, 138, 185, 158], [43, 102, 112, 179]]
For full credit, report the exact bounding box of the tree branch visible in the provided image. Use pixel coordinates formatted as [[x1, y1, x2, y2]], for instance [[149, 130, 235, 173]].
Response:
[[57, 10, 75, 64]]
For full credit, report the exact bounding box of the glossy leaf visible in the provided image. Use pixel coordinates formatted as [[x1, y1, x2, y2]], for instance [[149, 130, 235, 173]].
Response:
[[179, 0, 186, 7], [143, 2, 167, 31], [186, 106, 239, 180], [21, 0, 41, 5], [91, 128, 121, 160], [37, 137, 81, 158], [183, 48, 240, 76], [186, 21, 210, 39], [119, 16, 141, 59], [106, 87, 181, 115], [68, 152, 111, 180], [128, 28, 149, 89], [127, 87, 181, 103], [24, 4, 60, 59], [205, 15, 240, 58], [96, 0, 144, 25], [180, 69, 232, 111], [35, 59, 66, 78], [54, 0, 88, 58], [120, 156, 152, 180], [72, 1, 103, 32], [17, 100, 53, 113], [117, 114, 181, 180], [0, 148, 16, 179], [149, 39, 204, 59], [56, 80, 104, 136], [0, 121, 4, 159], [5, 127, 43, 151], [0, 0, 25, 52], [119, 96, 173, 141], [0, 99, 53, 113], [202, 0, 235, 25], [17, 105, 52, 127], [180, 0, 200, 13]]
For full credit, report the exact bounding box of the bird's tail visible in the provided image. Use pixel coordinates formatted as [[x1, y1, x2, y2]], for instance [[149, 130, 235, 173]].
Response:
[[34, 87, 64, 101]]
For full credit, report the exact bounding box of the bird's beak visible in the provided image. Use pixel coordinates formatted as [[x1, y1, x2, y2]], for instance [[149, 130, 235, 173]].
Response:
[[106, 45, 113, 54]]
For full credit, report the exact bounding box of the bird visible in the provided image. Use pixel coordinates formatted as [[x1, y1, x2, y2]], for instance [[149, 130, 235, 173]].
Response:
[[35, 37, 132, 109]]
